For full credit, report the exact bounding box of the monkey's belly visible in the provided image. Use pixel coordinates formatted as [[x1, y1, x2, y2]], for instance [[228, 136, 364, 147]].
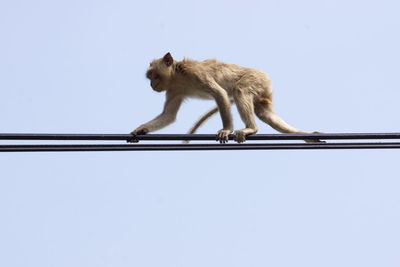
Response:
[[187, 90, 214, 100]]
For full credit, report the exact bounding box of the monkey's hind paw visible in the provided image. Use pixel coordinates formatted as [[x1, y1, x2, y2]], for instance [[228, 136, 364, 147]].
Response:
[[216, 129, 231, 144], [233, 130, 247, 143], [305, 139, 326, 144], [305, 131, 326, 143]]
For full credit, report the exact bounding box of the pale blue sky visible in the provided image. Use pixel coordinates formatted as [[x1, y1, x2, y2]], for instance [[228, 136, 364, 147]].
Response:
[[1, 1, 400, 266]]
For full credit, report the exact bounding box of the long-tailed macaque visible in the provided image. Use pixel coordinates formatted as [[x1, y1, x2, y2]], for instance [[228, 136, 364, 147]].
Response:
[[131, 52, 320, 143]]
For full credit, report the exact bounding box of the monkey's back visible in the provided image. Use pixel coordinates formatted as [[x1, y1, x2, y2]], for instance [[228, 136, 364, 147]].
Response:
[[184, 59, 260, 86]]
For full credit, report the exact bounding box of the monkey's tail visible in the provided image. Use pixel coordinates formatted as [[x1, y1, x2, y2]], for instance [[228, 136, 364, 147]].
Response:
[[182, 106, 219, 144], [183, 99, 234, 144]]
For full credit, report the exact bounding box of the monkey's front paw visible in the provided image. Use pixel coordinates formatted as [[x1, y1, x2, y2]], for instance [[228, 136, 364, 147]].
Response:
[[131, 126, 149, 135], [233, 130, 247, 143], [216, 129, 232, 144], [128, 126, 149, 143]]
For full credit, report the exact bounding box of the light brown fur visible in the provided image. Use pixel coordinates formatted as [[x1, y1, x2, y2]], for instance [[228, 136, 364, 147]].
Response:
[[131, 52, 320, 143]]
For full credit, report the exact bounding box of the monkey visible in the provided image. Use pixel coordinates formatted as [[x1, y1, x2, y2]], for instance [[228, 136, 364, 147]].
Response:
[[130, 52, 321, 143]]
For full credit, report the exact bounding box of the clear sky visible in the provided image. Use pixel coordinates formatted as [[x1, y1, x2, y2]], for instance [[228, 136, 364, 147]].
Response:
[[1, 0, 400, 266]]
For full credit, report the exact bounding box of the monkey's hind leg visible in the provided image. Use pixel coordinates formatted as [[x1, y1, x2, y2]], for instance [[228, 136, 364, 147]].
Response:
[[254, 100, 323, 143], [232, 92, 258, 143]]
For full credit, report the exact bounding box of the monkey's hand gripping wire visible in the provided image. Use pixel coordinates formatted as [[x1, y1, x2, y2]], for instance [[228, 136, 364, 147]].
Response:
[[127, 134, 139, 143]]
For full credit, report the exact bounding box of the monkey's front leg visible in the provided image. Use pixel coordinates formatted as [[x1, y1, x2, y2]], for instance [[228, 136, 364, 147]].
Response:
[[129, 113, 177, 143], [128, 116, 164, 143], [129, 93, 183, 142]]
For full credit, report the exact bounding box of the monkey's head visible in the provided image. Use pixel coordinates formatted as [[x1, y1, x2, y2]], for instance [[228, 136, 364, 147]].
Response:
[[146, 52, 174, 92]]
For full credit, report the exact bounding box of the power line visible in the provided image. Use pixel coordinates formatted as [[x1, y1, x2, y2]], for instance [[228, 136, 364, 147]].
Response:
[[1, 142, 400, 152], [1, 132, 400, 152], [1, 132, 400, 141]]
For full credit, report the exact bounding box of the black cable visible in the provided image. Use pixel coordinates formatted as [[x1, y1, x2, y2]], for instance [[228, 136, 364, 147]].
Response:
[[2, 142, 400, 152], [1, 132, 400, 141], [2, 133, 400, 152]]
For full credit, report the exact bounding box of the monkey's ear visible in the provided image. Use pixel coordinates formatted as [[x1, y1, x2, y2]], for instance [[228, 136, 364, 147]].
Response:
[[163, 52, 173, 66]]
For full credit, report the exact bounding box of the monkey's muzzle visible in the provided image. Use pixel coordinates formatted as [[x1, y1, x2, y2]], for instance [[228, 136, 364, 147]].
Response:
[[151, 81, 162, 92]]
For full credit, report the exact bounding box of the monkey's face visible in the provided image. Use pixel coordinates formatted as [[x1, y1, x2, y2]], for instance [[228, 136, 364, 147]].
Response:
[[146, 53, 174, 92], [146, 67, 164, 92]]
